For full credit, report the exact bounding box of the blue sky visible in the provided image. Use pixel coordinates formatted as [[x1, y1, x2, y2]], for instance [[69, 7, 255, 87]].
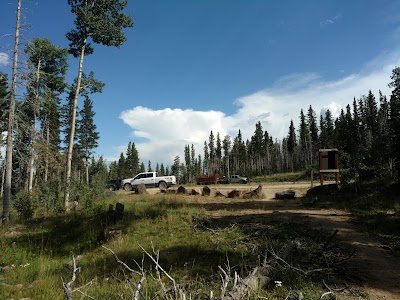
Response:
[[1, 0, 400, 168]]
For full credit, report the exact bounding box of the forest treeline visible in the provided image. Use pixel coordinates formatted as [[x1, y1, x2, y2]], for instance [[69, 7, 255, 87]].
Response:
[[110, 68, 400, 185]]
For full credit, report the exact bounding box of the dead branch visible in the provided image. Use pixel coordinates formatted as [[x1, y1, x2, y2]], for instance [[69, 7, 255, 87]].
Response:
[[102, 245, 147, 300], [138, 243, 176, 284], [319, 291, 334, 299], [72, 279, 96, 300], [270, 247, 329, 276], [61, 255, 80, 300]]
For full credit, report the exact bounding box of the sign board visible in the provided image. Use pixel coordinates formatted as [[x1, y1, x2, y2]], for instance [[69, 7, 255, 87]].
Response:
[[319, 149, 339, 184]]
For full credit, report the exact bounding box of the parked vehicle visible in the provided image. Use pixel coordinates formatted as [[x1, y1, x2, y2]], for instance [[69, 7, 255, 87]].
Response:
[[229, 175, 249, 184], [196, 174, 220, 185], [121, 172, 177, 191], [107, 179, 122, 191]]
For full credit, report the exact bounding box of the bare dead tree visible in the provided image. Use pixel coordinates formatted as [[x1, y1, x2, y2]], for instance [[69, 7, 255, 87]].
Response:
[[102, 245, 147, 300], [3, 0, 21, 224], [61, 255, 96, 300]]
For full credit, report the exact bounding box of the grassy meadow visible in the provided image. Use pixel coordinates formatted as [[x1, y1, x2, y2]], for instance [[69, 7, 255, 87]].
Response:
[[1, 180, 399, 299]]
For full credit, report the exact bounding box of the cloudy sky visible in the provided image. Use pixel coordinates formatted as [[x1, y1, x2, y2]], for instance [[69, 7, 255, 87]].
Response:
[[1, 0, 400, 168]]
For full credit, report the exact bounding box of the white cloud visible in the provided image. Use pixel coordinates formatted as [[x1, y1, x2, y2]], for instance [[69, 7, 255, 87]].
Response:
[[120, 107, 229, 165], [320, 13, 343, 26], [119, 50, 399, 167], [0, 53, 10, 66]]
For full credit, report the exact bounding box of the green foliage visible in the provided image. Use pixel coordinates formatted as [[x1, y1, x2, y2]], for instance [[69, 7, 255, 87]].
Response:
[[66, 0, 133, 57], [37, 180, 64, 214], [13, 191, 39, 219]]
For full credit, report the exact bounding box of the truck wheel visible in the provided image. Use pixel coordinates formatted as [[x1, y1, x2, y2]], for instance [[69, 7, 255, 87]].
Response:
[[124, 183, 132, 191], [109, 185, 115, 191], [159, 181, 167, 190]]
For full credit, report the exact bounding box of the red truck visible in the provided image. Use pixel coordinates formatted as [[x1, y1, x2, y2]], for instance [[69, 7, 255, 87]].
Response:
[[195, 174, 220, 185]]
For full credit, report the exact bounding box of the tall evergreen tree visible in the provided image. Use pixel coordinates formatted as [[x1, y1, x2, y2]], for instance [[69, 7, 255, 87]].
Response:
[[287, 120, 296, 171], [375, 91, 391, 168], [307, 105, 319, 165], [388, 67, 400, 177], [77, 96, 99, 184], [203, 141, 209, 173], [159, 163, 165, 176], [184, 145, 191, 183], [64, 0, 133, 209], [298, 109, 310, 168], [287, 120, 296, 154]]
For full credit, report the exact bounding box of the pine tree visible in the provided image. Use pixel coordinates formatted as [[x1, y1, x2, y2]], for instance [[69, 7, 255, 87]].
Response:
[[190, 144, 197, 176], [77, 96, 99, 184], [147, 160, 152, 172], [324, 109, 335, 148], [203, 141, 209, 173], [117, 153, 127, 178], [64, 0, 133, 209], [388, 67, 400, 177], [307, 105, 319, 165], [160, 163, 165, 176], [184, 145, 191, 183], [139, 162, 145, 173], [287, 120, 296, 171], [298, 109, 310, 168], [215, 133, 222, 174], [208, 131, 215, 172], [375, 91, 391, 168]]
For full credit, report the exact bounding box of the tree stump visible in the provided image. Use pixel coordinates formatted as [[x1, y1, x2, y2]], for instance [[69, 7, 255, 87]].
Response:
[[215, 190, 225, 197], [191, 188, 201, 195], [227, 189, 241, 198], [202, 186, 211, 196], [136, 183, 146, 194], [177, 185, 187, 194], [114, 202, 124, 223], [243, 185, 262, 198]]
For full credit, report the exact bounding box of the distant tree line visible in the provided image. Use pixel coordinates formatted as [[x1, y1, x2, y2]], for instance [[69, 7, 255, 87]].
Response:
[[174, 68, 400, 184]]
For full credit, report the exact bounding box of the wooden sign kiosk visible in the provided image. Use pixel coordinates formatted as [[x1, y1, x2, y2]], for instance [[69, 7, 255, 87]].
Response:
[[319, 149, 339, 185]]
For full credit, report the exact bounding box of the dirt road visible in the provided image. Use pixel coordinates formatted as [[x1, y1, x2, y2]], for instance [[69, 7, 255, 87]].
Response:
[[182, 182, 400, 299]]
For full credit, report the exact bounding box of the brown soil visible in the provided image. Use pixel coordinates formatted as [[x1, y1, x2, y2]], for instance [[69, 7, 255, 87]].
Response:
[[180, 182, 400, 300]]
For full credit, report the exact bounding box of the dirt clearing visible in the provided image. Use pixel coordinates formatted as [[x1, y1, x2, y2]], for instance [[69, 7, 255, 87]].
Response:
[[179, 182, 400, 299]]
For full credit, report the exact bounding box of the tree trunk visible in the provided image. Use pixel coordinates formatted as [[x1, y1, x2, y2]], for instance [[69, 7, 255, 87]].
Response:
[[28, 58, 41, 191], [44, 120, 49, 183], [64, 39, 86, 210], [3, 0, 21, 224], [85, 147, 89, 184], [1, 163, 5, 198]]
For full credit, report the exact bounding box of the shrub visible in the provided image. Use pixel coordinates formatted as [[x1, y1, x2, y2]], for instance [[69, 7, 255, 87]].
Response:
[[13, 190, 39, 219]]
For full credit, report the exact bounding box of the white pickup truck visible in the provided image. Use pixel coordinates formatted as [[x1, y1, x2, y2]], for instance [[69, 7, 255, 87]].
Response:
[[121, 172, 177, 191]]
